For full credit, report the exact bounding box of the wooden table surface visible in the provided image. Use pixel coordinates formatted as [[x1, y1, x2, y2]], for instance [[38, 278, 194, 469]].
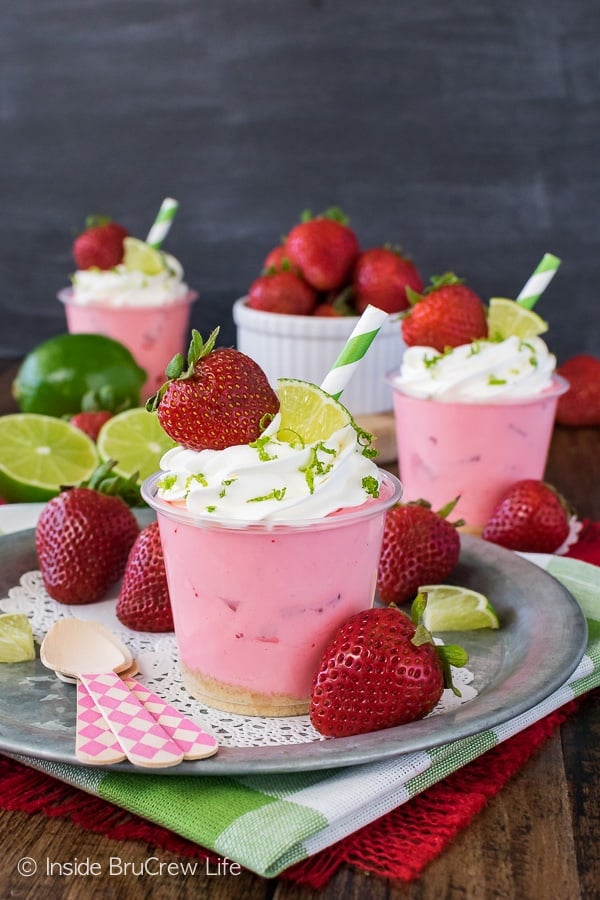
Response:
[[0, 358, 598, 900]]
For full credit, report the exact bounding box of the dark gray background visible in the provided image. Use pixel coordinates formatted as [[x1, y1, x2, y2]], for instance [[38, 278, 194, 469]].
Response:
[[2, 0, 598, 363]]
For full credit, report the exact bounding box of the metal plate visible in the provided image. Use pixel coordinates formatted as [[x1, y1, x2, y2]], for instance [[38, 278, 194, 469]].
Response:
[[0, 518, 588, 775]]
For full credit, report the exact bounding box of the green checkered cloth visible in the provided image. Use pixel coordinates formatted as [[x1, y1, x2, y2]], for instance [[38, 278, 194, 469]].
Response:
[[9, 555, 599, 878]]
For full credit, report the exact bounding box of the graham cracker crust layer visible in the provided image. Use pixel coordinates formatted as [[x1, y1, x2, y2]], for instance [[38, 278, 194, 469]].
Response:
[[181, 662, 310, 717]]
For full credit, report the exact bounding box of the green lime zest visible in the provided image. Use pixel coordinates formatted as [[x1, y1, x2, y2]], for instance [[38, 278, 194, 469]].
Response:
[[362, 475, 380, 498], [247, 487, 287, 503]]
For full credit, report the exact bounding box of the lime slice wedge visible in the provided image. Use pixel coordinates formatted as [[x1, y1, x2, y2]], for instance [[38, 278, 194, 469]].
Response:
[[97, 407, 177, 481], [0, 613, 35, 663], [122, 237, 165, 276], [418, 584, 500, 631], [487, 297, 549, 341], [276, 378, 353, 444], [0, 414, 99, 502]]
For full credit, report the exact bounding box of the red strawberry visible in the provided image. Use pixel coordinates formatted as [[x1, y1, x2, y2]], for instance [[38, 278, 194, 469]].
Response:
[[313, 303, 343, 317], [556, 354, 600, 427], [353, 246, 423, 314], [116, 522, 173, 632], [285, 207, 360, 291], [247, 270, 317, 315], [148, 328, 280, 451], [377, 499, 462, 606], [401, 273, 488, 351], [262, 244, 300, 274], [69, 410, 113, 442], [482, 479, 571, 553], [310, 606, 445, 737], [313, 285, 357, 317], [73, 217, 128, 270], [35, 462, 140, 604]]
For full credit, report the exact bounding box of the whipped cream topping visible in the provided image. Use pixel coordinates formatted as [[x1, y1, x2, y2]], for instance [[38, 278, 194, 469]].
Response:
[[155, 417, 381, 524], [392, 336, 556, 401], [70, 254, 188, 307]]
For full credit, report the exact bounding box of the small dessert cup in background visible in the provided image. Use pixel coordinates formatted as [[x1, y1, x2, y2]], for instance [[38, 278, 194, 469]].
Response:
[[387, 373, 569, 534], [142, 469, 402, 717], [233, 297, 405, 418], [59, 288, 198, 400]]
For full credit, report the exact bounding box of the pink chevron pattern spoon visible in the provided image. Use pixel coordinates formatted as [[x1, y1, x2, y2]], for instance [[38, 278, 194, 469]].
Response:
[[76, 682, 126, 765], [121, 678, 218, 760]]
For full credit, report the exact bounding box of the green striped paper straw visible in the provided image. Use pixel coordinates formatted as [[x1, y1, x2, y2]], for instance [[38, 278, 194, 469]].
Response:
[[320, 304, 389, 400], [516, 253, 561, 309], [145, 198, 179, 249]]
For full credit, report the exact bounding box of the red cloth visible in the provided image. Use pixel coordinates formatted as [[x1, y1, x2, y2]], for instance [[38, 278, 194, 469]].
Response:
[[565, 519, 600, 565]]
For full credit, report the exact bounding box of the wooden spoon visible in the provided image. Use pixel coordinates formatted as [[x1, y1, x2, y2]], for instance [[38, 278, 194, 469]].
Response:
[[41, 619, 183, 768]]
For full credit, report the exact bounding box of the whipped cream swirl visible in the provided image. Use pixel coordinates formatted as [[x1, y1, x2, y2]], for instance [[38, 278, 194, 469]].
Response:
[[70, 254, 188, 307], [392, 336, 556, 401], [155, 417, 381, 524]]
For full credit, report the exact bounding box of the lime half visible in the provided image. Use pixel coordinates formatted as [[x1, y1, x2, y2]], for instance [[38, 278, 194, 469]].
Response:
[[123, 237, 165, 276], [0, 613, 35, 663], [487, 297, 549, 341], [419, 584, 501, 631], [0, 414, 99, 502], [97, 407, 177, 481], [276, 378, 353, 444]]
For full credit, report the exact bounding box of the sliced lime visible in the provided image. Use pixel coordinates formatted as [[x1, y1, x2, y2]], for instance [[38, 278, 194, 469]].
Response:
[[0, 613, 35, 663], [276, 378, 353, 444], [0, 414, 99, 502], [487, 297, 549, 341], [97, 407, 177, 481], [419, 584, 501, 631], [122, 237, 165, 276]]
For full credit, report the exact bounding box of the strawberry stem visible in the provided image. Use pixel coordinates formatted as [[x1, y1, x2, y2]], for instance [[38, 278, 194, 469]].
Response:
[[146, 327, 220, 412]]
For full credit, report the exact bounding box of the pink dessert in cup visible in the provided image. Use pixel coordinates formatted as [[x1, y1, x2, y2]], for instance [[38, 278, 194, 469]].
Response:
[[143, 327, 401, 716]]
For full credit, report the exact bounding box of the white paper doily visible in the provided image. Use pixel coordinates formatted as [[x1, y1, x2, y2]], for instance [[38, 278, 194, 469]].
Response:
[[1, 570, 477, 750]]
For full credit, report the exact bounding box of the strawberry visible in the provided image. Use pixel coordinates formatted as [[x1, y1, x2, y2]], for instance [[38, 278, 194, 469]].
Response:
[[116, 522, 173, 632], [556, 354, 600, 427], [69, 410, 113, 441], [262, 245, 300, 274], [35, 461, 140, 604], [401, 273, 488, 351], [377, 499, 462, 606], [247, 270, 317, 315], [482, 479, 571, 553], [73, 216, 128, 270], [148, 328, 280, 452], [285, 207, 360, 292], [353, 246, 423, 314], [310, 605, 466, 738]]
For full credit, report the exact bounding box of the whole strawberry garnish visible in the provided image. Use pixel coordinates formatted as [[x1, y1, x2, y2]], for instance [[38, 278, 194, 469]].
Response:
[[401, 273, 488, 351], [73, 216, 128, 270], [148, 328, 280, 451], [556, 354, 600, 427], [35, 461, 140, 604], [310, 605, 467, 738], [247, 270, 317, 315], [482, 479, 572, 553], [353, 246, 423, 314], [377, 498, 462, 606], [116, 521, 173, 632], [69, 410, 113, 442], [285, 207, 360, 292]]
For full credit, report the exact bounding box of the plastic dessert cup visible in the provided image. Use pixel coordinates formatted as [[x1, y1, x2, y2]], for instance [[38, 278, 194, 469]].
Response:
[[387, 373, 568, 535], [58, 288, 198, 400], [142, 469, 402, 717]]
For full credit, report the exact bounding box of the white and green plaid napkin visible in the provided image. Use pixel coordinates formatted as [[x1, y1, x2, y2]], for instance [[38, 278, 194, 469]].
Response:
[[9, 555, 599, 878]]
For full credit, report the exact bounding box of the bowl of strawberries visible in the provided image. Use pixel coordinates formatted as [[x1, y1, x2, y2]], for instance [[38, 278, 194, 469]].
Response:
[[233, 208, 423, 417]]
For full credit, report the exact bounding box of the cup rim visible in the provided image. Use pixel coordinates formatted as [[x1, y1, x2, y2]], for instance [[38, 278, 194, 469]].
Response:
[[58, 287, 198, 310], [141, 468, 402, 533], [385, 370, 570, 405]]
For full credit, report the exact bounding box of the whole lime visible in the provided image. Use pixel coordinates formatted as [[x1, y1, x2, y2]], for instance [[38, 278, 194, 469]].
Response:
[[13, 333, 147, 417]]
